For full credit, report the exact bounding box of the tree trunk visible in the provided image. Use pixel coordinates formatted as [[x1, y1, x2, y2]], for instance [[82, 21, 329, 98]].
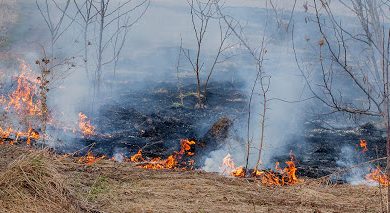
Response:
[[387, 124, 390, 212], [255, 92, 267, 170], [96, 1, 105, 94], [84, 24, 89, 79]]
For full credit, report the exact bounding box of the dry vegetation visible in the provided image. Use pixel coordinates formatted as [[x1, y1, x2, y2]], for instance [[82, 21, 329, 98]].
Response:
[[0, 145, 384, 213]]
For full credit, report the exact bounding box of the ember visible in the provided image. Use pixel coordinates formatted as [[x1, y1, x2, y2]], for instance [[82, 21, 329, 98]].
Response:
[[130, 139, 196, 170]]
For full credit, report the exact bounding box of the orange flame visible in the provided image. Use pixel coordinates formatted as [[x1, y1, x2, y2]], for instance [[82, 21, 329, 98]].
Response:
[[130, 149, 144, 162], [222, 153, 301, 186], [366, 166, 388, 186], [78, 112, 95, 137], [130, 139, 196, 170], [359, 139, 368, 153], [0, 60, 41, 145], [0, 126, 40, 145], [78, 151, 105, 166], [6, 60, 41, 116]]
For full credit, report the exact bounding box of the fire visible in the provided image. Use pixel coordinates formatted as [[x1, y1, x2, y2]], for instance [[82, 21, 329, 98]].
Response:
[[78, 112, 95, 137], [26, 128, 40, 145], [130, 139, 196, 170], [0, 126, 40, 145], [130, 149, 144, 162], [359, 139, 368, 153], [222, 153, 301, 186], [6, 60, 41, 116], [0, 60, 42, 145], [366, 166, 389, 186], [232, 167, 246, 177], [78, 151, 105, 166], [222, 154, 245, 177]]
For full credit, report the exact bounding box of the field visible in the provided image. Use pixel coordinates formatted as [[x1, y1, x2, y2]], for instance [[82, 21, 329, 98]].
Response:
[[0, 145, 385, 213]]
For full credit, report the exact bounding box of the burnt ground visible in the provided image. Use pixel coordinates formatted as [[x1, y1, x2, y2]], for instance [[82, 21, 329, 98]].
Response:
[[65, 81, 247, 162], [52, 80, 386, 180], [288, 122, 386, 179]]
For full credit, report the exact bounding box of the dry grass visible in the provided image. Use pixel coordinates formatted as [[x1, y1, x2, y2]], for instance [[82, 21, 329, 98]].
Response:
[[0, 145, 386, 213], [0, 148, 89, 213]]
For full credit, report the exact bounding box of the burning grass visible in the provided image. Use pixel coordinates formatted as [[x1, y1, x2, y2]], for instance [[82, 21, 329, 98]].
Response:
[[366, 166, 389, 186], [78, 112, 95, 138], [0, 60, 41, 146], [0, 145, 386, 213], [222, 153, 301, 186], [129, 139, 196, 170]]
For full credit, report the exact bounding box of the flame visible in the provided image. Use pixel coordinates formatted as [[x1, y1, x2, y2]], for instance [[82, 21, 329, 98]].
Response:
[[78, 112, 95, 137], [78, 151, 105, 166], [0, 60, 42, 145], [366, 166, 389, 186], [232, 167, 246, 177], [130, 139, 196, 170], [130, 149, 144, 162], [222, 154, 246, 177], [0, 126, 40, 145], [6, 61, 41, 116], [359, 139, 368, 153], [222, 153, 301, 186]]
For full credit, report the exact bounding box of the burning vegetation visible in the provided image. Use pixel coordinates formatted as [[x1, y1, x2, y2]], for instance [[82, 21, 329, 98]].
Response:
[[78, 151, 105, 166], [78, 112, 95, 137], [222, 153, 300, 186], [0, 60, 41, 145], [359, 139, 368, 153], [366, 166, 389, 186], [130, 139, 196, 170]]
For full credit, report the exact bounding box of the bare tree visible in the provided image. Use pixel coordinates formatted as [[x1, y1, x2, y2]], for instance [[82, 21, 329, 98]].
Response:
[[216, 2, 269, 173], [73, 0, 99, 78], [36, 0, 74, 57], [295, 0, 390, 208], [183, 0, 235, 108], [92, 0, 150, 93], [35, 48, 75, 144], [176, 36, 185, 107]]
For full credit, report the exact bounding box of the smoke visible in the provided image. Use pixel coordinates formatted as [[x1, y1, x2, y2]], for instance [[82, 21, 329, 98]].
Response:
[[201, 4, 311, 172], [3, 0, 377, 178], [336, 145, 375, 185]]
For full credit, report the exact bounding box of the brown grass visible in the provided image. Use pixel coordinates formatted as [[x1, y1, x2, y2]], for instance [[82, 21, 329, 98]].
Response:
[[0, 148, 88, 213], [0, 145, 386, 212]]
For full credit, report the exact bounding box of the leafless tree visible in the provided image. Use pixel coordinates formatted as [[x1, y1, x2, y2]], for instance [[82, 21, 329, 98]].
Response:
[[183, 0, 235, 108], [295, 0, 390, 208], [176, 36, 185, 107], [92, 0, 150, 93], [73, 0, 99, 79], [268, 0, 297, 32], [36, 0, 75, 57], [35, 47, 75, 144], [216, 2, 269, 173]]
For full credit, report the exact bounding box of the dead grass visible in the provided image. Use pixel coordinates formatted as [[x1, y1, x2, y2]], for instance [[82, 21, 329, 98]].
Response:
[[0, 148, 89, 213], [0, 145, 386, 212]]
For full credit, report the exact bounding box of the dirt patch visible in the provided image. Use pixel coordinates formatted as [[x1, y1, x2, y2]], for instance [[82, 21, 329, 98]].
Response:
[[0, 145, 385, 212]]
